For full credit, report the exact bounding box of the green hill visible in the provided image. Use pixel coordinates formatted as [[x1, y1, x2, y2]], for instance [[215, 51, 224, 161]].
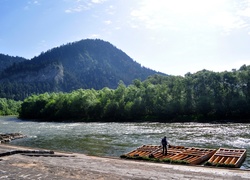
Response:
[[0, 54, 27, 72], [0, 39, 165, 100]]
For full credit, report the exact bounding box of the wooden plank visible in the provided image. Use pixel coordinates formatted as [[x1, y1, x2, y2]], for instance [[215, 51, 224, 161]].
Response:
[[122, 145, 216, 165], [207, 148, 247, 168]]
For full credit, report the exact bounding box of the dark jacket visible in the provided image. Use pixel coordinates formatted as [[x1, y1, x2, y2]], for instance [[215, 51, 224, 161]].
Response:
[[161, 137, 167, 146]]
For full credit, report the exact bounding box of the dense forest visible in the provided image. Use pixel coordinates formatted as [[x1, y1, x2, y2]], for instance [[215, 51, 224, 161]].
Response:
[[0, 98, 22, 115], [0, 39, 163, 100], [19, 65, 250, 122], [0, 54, 27, 72]]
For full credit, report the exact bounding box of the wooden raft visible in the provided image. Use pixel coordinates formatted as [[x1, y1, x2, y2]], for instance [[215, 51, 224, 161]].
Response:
[[0, 133, 26, 143], [206, 148, 247, 168], [122, 145, 216, 165]]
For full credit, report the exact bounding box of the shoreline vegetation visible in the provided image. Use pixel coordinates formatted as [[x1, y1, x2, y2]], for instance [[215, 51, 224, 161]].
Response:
[[1, 65, 250, 123], [0, 98, 21, 116]]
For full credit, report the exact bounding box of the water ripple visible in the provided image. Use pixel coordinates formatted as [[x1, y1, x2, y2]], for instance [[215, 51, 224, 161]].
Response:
[[0, 116, 249, 169]]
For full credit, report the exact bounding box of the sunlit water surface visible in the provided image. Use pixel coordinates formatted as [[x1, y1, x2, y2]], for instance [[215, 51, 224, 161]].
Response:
[[0, 116, 249, 169]]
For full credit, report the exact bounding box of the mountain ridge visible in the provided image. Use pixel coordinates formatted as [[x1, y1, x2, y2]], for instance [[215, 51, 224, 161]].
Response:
[[0, 54, 27, 72], [0, 39, 166, 100]]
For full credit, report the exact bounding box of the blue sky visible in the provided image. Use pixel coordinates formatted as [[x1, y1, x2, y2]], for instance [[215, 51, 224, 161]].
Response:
[[1, 0, 250, 76]]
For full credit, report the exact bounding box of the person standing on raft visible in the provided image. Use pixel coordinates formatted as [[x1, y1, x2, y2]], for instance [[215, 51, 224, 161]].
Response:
[[161, 136, 168, 155]]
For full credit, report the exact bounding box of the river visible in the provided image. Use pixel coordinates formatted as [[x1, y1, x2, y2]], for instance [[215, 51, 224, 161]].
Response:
[[0, 116, 249, 169]]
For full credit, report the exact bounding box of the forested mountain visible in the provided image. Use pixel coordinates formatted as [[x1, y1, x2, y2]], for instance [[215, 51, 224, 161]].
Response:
[[19, 65, 250, 122], [0, 54, 27, 72], [0, 39, 164, 100]]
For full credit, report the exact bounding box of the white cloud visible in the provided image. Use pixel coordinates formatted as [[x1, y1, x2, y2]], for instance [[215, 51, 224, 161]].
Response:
[[65, 0, 106, 13], [65, 5, 86, 13], [215, 59, 250, 72], [91, 0, 106, 4], [130, 0, 250, 34], [88, 34, 100, 38], [28, 0, 40, 5], [105, 5, 115, 15], [65, 9, 71, 13], [104, 20, 112, 25], [209, 12, 247, 34], [24, 0, 40, 10], [238, 8, 250, 17]]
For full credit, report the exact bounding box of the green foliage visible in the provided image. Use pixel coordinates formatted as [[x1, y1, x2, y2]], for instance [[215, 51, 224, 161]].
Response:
[[0, 98, 22, 115], [204, 161, 236, 168], [0, 39, 162, 100], [19, 65, 250, 122], [204, 161, 213, 166], [0, 54, 27, 72], [162, 158, 189, 164]]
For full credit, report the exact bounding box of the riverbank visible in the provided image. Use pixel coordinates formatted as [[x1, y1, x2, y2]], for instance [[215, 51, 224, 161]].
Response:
[[0, 144, 249, 179]]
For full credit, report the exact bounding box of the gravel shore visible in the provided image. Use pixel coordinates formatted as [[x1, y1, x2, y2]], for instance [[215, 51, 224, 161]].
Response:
[[0, 144, 249, 180]]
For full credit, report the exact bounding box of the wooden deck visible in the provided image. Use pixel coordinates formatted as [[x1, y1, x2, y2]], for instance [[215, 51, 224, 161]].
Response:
[[121, 145, 246, 168], [207, 148, 247, 168], [122, 145, 216, 165]]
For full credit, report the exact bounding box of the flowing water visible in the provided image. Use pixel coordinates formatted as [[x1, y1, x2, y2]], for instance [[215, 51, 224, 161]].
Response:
[[0, 116, 249, 169]]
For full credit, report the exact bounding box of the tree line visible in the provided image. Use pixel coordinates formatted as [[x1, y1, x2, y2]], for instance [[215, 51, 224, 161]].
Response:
[[0, 98, 22, 115], [18, 65, 250, 122], [0, 39, 161, 100]]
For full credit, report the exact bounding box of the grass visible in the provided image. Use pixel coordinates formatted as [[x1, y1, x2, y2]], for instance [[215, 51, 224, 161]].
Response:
[[204, 161, 236, 168]]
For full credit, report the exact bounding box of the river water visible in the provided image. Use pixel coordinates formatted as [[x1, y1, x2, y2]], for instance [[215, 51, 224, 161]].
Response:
[[0, 116, 249, 169]]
